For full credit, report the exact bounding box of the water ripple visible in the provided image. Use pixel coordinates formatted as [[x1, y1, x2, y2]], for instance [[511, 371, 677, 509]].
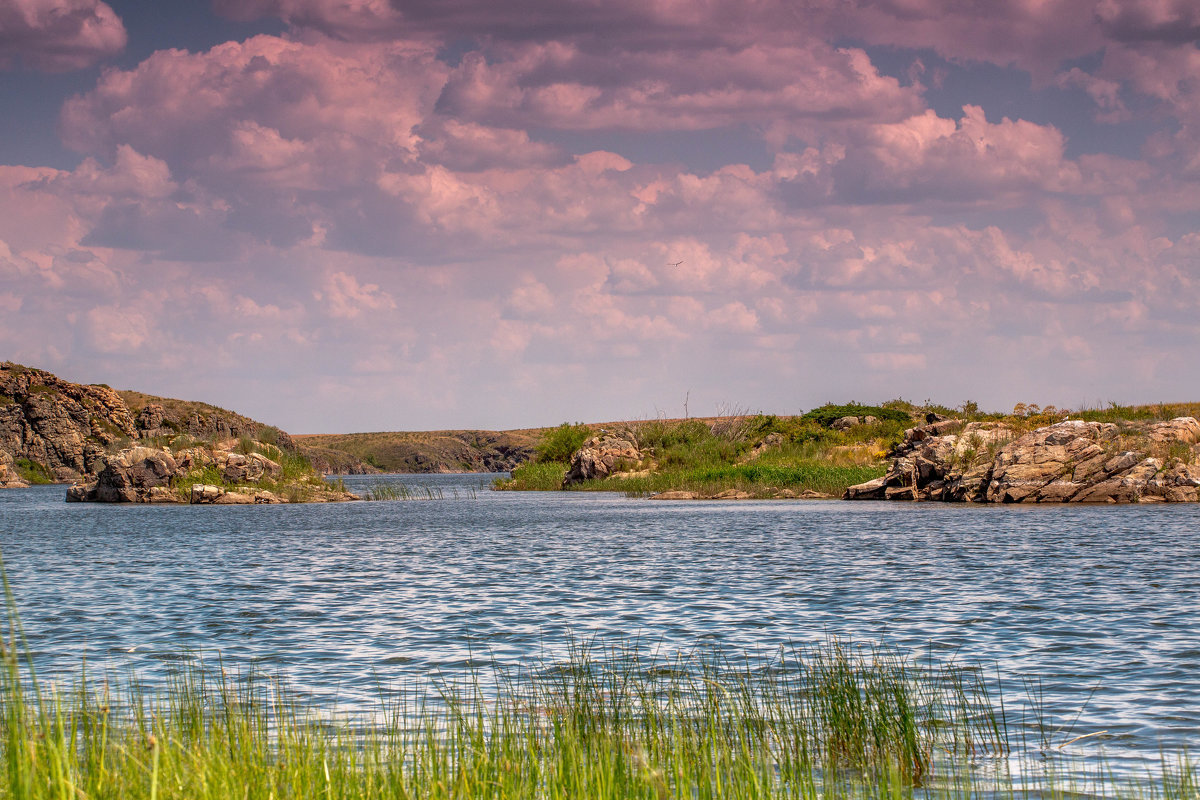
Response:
[[1, 477, 1199, 773]]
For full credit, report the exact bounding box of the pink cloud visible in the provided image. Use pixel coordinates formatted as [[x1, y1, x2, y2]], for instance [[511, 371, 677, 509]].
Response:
[[60, 35, 447, 178], [0, 0, 125, 71], [436, 42, 921, 131], [776, 106, 1083, 207], [1095, 0, 1200, 43], [316, 271, 396, 319]]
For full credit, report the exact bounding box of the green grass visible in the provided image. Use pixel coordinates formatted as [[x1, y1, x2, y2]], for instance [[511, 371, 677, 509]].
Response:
[[13, 459, 53, 485], [494, 461, 568, 490], [0, 565, 1192, 800], [593, 461, 886, 497]]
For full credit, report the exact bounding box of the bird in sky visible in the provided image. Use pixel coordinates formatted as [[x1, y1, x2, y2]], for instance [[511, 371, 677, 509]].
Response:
[[668, 260, 684, 267]]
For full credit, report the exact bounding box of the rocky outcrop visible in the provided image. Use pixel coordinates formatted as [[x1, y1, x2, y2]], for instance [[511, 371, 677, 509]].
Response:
[[189, 484, 281, 504], [844, 417, 1200, 504], [66, 446, 180, 503], [562, 432, 641, 485], [0, 363, 318, 487], [119, 390, 297, 450], [1, 362, 137, 481], [66, 440, 356, 504], [0, 450, 29, 488]]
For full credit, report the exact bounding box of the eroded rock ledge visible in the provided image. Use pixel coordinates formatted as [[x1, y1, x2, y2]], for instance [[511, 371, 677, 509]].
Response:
[[845, 417, 1200, 503], [66, 442, 358, 504]]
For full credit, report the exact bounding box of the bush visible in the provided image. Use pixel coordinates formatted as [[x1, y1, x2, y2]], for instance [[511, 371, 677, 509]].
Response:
[[801, 403, 913, 428], [14, 458, 53, 485], [535, 423, 591, 463]]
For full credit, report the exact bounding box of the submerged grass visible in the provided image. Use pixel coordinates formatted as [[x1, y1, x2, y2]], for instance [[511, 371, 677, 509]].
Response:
[[1, 563, 1194, 800]]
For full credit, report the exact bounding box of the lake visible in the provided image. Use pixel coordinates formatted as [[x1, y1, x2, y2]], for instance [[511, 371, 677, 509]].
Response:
[[1, 473, 1197, 778]]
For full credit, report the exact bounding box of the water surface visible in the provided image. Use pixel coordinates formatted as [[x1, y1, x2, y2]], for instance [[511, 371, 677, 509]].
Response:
[[1, 475, 1197, 775]]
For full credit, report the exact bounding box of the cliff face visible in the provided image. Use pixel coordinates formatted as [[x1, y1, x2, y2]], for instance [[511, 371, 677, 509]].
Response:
[[0, 362, 369, 483], [0, 363, 137, 480]]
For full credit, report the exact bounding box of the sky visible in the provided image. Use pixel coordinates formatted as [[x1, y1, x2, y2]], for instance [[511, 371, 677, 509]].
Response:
[[2, 0, 1199, 433]]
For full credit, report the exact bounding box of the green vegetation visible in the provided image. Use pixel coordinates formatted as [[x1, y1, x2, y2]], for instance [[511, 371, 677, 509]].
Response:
[[535, 422, 591, 463], [13, 459, 53, 485], [0, 575, 1191, 800], [499, 397, 1200, 499], [167, 440, 349, 503], [26, 384, 56, 396], [0, 395, 13, 406], [800, 402, 913, 427], [497, 460, 571, 490], [606, 462, 889, 498], [498, 410, 905, 497]]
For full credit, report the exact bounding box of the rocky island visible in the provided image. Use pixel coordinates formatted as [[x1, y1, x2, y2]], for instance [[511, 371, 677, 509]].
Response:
[[0, 362, 358, 503]]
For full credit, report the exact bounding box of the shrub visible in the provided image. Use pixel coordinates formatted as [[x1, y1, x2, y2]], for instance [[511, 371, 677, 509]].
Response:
[[14, 458, 53, 485], [535, 422, 592, 463], [801, 403, 913, 428]]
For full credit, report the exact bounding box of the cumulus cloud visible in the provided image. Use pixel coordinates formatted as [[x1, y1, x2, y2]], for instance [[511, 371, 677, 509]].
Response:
[[1095, 0, 1200, 43], [0, 0, 125, 71], [316, 271, 396, 319], [435, 41, 921, 132], [4, 0, 1200, 427]]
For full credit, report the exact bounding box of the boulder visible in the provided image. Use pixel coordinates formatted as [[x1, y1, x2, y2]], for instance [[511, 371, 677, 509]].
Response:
[[650, 490, 701, 500], [563, 432, 641, 485], [831, 415, 880, 431], [67, 447, 179, 503], [220, 451, 282, 483]]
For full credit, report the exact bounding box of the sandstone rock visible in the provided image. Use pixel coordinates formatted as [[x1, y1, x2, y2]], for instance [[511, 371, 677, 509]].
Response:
[[68, 446, 179, 503], [844, 416, 1200, 504], [0, 450, 29, 488], [134, 403, 174, 438], [220, 451, 281, 483], [0, 362, 136, 480], [1148, 417, 1200, 445], [650, 490, 700, 500], [563, 432, 641, 485], [844, 477, 887, 500], [712, 489, 752, 500]]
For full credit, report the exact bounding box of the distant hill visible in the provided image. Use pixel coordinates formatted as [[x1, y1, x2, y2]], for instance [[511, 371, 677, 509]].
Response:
[[294, 429, 539, 473]]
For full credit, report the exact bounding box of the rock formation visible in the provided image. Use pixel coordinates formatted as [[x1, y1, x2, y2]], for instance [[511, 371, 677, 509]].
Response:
[[1, 362, 373, 488], [1, 362, 137, 480], [562, 432, 641, 485], [845, 417, 1200, 503], [0, 449, 29, 488], [66, 439, 356, 504]]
